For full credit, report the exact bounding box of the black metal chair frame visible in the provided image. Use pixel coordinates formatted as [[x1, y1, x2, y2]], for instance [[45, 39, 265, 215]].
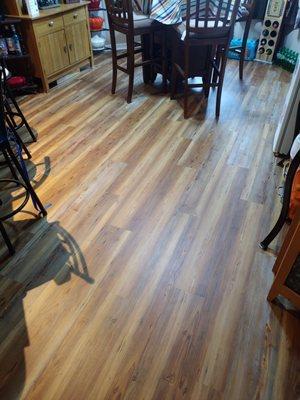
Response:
[[0, 64, 46, 256], [1, 58, 37, 142], [260, 149, 300, 250], [0, 178, 30, 255]]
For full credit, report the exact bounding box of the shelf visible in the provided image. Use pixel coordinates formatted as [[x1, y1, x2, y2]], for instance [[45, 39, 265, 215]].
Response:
[[0, 18, 21, 25], [88, 7, 106, 11], [2, 54, 30, 60]]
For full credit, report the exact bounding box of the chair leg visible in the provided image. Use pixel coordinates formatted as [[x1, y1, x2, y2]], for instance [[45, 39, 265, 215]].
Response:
[[170, 34, 179, 100], [212, 45, 220, 85], [204, 46, 213, 98], [6, 146, 47, 217], [110, 29, 118, 95], [2, 150, 19, 181], [216, 50, 227, 118], [170, 65, 178, 100], [162, 31, 168, 93], [239, 48, 246, 81], [6, 87, 37, 142], [126, 35, 135, 104], [184, 77, 189, 119], [183, 44, 190, 119], [6, 115, 32, 160], [4, 100, 18, 128], [0, 221, 15, 255], [239, 13, 252, 80]]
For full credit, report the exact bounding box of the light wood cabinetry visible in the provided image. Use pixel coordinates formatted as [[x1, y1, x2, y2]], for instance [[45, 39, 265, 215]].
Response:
[[38, 29, 70, 76], [3, 1, 93, 92], [65, 21, 91, 64]]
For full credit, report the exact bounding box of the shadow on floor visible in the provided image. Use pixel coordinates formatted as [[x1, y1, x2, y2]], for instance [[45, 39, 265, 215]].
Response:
[[0, 156, 94, 399], [0, 220, 94, 399]]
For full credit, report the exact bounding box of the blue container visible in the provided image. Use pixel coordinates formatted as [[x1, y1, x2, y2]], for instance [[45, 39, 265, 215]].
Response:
[[228, 38, 258, 61]]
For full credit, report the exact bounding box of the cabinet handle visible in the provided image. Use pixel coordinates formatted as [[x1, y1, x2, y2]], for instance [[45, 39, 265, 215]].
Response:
[[69, 44, 73, 51], [48, 21, 54, 27], [63, 46, 67, 53], [73, 13, 78, 19]]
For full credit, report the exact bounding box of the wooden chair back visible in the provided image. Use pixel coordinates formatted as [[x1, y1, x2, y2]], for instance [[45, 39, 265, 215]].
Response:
[[185, 0, 241, 40], [105, 0, 134, 32]]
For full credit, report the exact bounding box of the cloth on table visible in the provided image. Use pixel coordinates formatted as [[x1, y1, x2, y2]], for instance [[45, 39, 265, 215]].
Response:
[[180, 1, 248, 23], [134, 0, 250, 26]]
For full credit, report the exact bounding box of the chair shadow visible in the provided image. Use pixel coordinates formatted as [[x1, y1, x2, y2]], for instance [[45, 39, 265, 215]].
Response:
[[0, 156, 94, 399]]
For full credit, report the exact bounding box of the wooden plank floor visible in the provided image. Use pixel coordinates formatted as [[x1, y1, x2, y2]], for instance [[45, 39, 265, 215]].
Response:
[[0, 55, 300, 400]]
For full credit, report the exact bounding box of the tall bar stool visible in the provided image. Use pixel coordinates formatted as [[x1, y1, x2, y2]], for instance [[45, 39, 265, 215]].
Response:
[[0, 134, 47, 255], [229, 0, 256, 80], [1, 59, 37, 142], [0, 61, 32, 160], [0, 69, 46, 256], [105, 0, 167, 103], [171, 0, 241, 118]]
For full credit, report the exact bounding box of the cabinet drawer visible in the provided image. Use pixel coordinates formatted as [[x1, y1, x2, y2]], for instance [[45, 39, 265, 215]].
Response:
[[63, 7, 86, 26], [34, 16, 64, 36]]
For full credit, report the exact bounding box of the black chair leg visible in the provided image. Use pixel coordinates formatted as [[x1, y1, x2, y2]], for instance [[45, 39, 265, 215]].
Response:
[[110, 30, 118, 95], [212, 46, 221, 85], [6, 146, 47, 217], [162, 31, 168, 93], [126, 35, 135, 104], [0, 221, 15, 255], [2, 150, 19, 181], [260, 150, 300, 250], [6, 87, 37, 142], [216, 49, 228, 118], [183, 44, 190, 119], [6, 116, 32, 160], [239, 7, 252, 80]]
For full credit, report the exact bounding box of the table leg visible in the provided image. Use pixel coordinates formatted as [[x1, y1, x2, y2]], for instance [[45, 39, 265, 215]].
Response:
[[141, 34, 153, 84]]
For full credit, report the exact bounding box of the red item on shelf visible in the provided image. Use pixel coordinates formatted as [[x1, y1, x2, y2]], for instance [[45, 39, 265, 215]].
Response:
[[7, 76, 26, 88], [89, 17, 104, 31], [88, 0, 101, 10]]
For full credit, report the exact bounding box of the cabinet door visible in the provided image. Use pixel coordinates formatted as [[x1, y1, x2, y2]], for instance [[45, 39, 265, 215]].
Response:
[[38, 30, 70, 76], [65, 21, 91, 64]]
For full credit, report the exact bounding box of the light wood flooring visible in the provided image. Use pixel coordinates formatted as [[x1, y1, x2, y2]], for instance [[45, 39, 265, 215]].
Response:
[[0, 55, 300, 400]]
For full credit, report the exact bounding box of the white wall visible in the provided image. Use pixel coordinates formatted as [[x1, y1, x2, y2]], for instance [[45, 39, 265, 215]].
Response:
[[284, 29, 300, 52]]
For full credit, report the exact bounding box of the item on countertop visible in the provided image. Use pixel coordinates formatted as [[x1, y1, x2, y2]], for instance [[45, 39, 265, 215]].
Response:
[[88, 0, 101, 10], [228, 38, 258, 61], [275, 47, 299, 73], [89, 17, 104, 31], [37, 0, 60, 9], [91, 34, 105, 50], [64, 0, 81, 3], [24, 0, 40, 17]]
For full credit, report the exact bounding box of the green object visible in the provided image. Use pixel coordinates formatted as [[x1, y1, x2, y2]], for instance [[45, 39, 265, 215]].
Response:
[[275, 47, 299, 73]]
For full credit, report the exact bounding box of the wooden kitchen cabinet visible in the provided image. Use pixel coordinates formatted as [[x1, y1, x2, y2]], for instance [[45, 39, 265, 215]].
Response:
[[38, 29, 70, 76], [65, 21, 91, 65], [3, 1, 93, 92]]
